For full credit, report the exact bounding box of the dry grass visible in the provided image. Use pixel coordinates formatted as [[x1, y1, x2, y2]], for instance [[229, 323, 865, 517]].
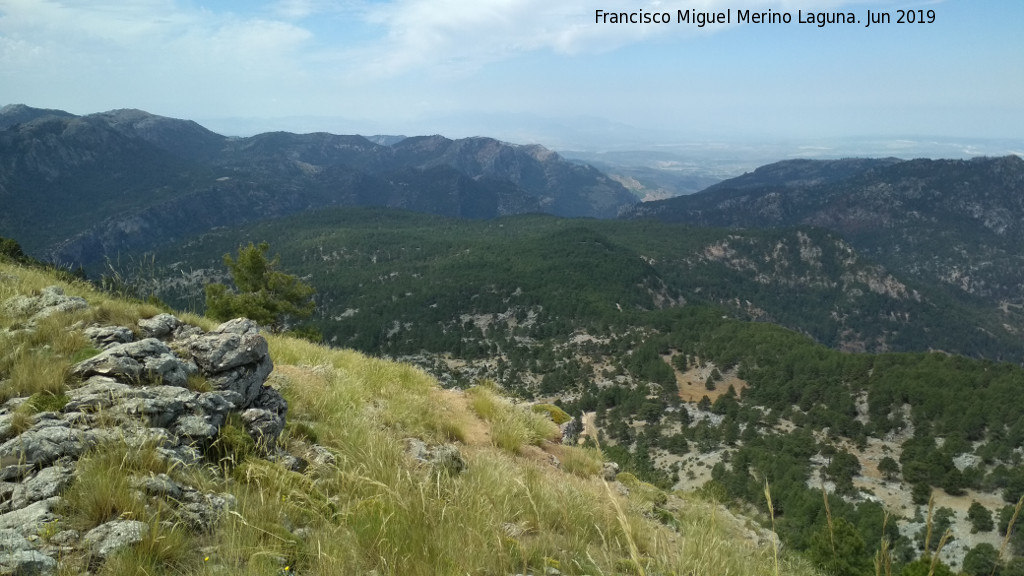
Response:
[[1, 261, 824, 576], [466, 382, 560, 453], [60, 440, 171, 530]]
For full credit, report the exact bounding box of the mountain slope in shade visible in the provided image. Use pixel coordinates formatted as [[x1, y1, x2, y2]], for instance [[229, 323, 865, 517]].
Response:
[[0, 105, 635, 264]]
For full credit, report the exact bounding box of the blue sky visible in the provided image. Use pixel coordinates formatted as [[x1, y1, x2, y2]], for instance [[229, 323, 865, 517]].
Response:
[[0, 0, 1020, 148]]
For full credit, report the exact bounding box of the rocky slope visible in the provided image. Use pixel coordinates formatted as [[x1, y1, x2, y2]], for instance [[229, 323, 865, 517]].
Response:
[[629, 156, 1024, 356], [0, 105, 636, 265], [0, 259, 810, 576], [1, 288, 290, 574]]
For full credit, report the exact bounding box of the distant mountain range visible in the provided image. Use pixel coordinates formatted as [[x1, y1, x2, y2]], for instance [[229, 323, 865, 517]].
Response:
[[3, 103, 1024, 360], [628, 155, 1024, 351], [0, 104, 635, 264]]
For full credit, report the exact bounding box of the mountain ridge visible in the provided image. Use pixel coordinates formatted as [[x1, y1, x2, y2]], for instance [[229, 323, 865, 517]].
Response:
[[0, 105, 636, 264]]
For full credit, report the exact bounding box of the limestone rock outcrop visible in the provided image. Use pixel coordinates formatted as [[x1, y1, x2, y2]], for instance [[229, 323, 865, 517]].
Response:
[[0, 289, 288, 575]]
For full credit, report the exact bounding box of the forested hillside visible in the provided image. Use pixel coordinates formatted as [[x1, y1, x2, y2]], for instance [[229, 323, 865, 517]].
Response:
[[629, 156, 1024, 349], [95, 208, 1024, 574], [136, 207, 1023, 363], [0, 105, 635, 264]]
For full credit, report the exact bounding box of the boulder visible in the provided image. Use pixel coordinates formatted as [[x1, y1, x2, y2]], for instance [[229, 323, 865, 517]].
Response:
[[71, 338, 195, 388], [83, 325, 134, 349], [241, 386, 288, 450], [131, 473, 184, 500], [9, 464, 74, 510], [174, 490, 236, 532], [2, 286, 87, 322], [602, 461, 620, 482], [137, 313, 181, 340], [189, 319, 273, 408], [114, 385, 195, 429], [0, 420, 108, 477], [0, 497, 61, 537], [63, 376, 133, 413], [0, 530, 57, 576], [82, 520, 147, 558]]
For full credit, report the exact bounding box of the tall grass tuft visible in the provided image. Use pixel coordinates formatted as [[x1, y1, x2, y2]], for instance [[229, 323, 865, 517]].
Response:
[[995, 495, 1024, 574], [61, 440, 170, 530], [466, 382, 560, 453]]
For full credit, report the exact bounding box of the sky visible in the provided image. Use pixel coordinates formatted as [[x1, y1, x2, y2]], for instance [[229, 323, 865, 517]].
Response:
[[0, 0, 1021, 149]]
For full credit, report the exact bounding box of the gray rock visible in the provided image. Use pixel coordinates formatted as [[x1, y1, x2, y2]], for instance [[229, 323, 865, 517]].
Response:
[[240, 386, 287, 449], [132, 473, 184, 500], [155, 444, 202, 468], [115, 385, 195, 428], [172, 323, 205, 341], [0, 420, 104, 475], [405, 439, 465, 475], [405, 438, 429, 462], [174, 415, 218, 440], [0, 547, 57, 576], [190, 323, 268, 373], [176, 492, 235, 532], [47, 529, 80, 547], [83, 325, 134, 349], [72, 338, 195, 388], [241, 408, 284, 452], [0, 528, 33, 551], [430, 444, 466, 476], [137, 314, 181, 340], [306, 444, 337, 467], [186, 319, 273, 408], [3, 286, 87, 323], [64, 376, 133, 413], [214, 318, 260, 336], [10, 464, 74, 510], [0, 497, 60, 536], [0, 414, 13, 444], [206, 358, 273, 408], [195, 390, 242, 415], [602, 461, 620, 482], [82, 520, 147, 558]]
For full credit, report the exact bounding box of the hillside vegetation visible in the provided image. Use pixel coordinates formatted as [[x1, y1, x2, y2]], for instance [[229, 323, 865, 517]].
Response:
[[138, 207, 1024, 362], [0, 254, 815, 575], [629, 156, 1024, 348]]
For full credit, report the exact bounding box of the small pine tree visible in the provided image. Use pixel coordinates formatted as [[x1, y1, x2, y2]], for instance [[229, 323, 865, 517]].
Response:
[[205, 242, 315, 332], [878, 456, 901, 481], [967, 501, 994, 533]]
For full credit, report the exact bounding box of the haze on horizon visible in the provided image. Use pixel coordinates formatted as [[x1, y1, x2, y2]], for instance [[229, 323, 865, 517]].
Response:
[[0, 0, 1021, 153]]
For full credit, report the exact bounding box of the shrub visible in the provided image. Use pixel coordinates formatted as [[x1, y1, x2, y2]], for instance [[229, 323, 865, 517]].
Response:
[[967, 501, 994, 533], [205, 242, 315, 331]]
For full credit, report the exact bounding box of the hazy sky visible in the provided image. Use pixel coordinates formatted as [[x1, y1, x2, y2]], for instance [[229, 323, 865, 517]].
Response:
[[0, 0, 1021, 147]]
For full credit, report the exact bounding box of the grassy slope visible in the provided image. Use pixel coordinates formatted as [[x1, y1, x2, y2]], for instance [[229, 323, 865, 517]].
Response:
[[0, 259, 819, 576]]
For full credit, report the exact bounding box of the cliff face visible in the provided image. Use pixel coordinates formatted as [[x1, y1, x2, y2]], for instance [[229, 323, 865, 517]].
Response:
[[0, 106, 635, 265]]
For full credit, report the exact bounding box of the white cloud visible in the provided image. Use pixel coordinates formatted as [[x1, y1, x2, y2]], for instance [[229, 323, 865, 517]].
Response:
[[353, 0, 871, 76], [0, 0, 314, 114]]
